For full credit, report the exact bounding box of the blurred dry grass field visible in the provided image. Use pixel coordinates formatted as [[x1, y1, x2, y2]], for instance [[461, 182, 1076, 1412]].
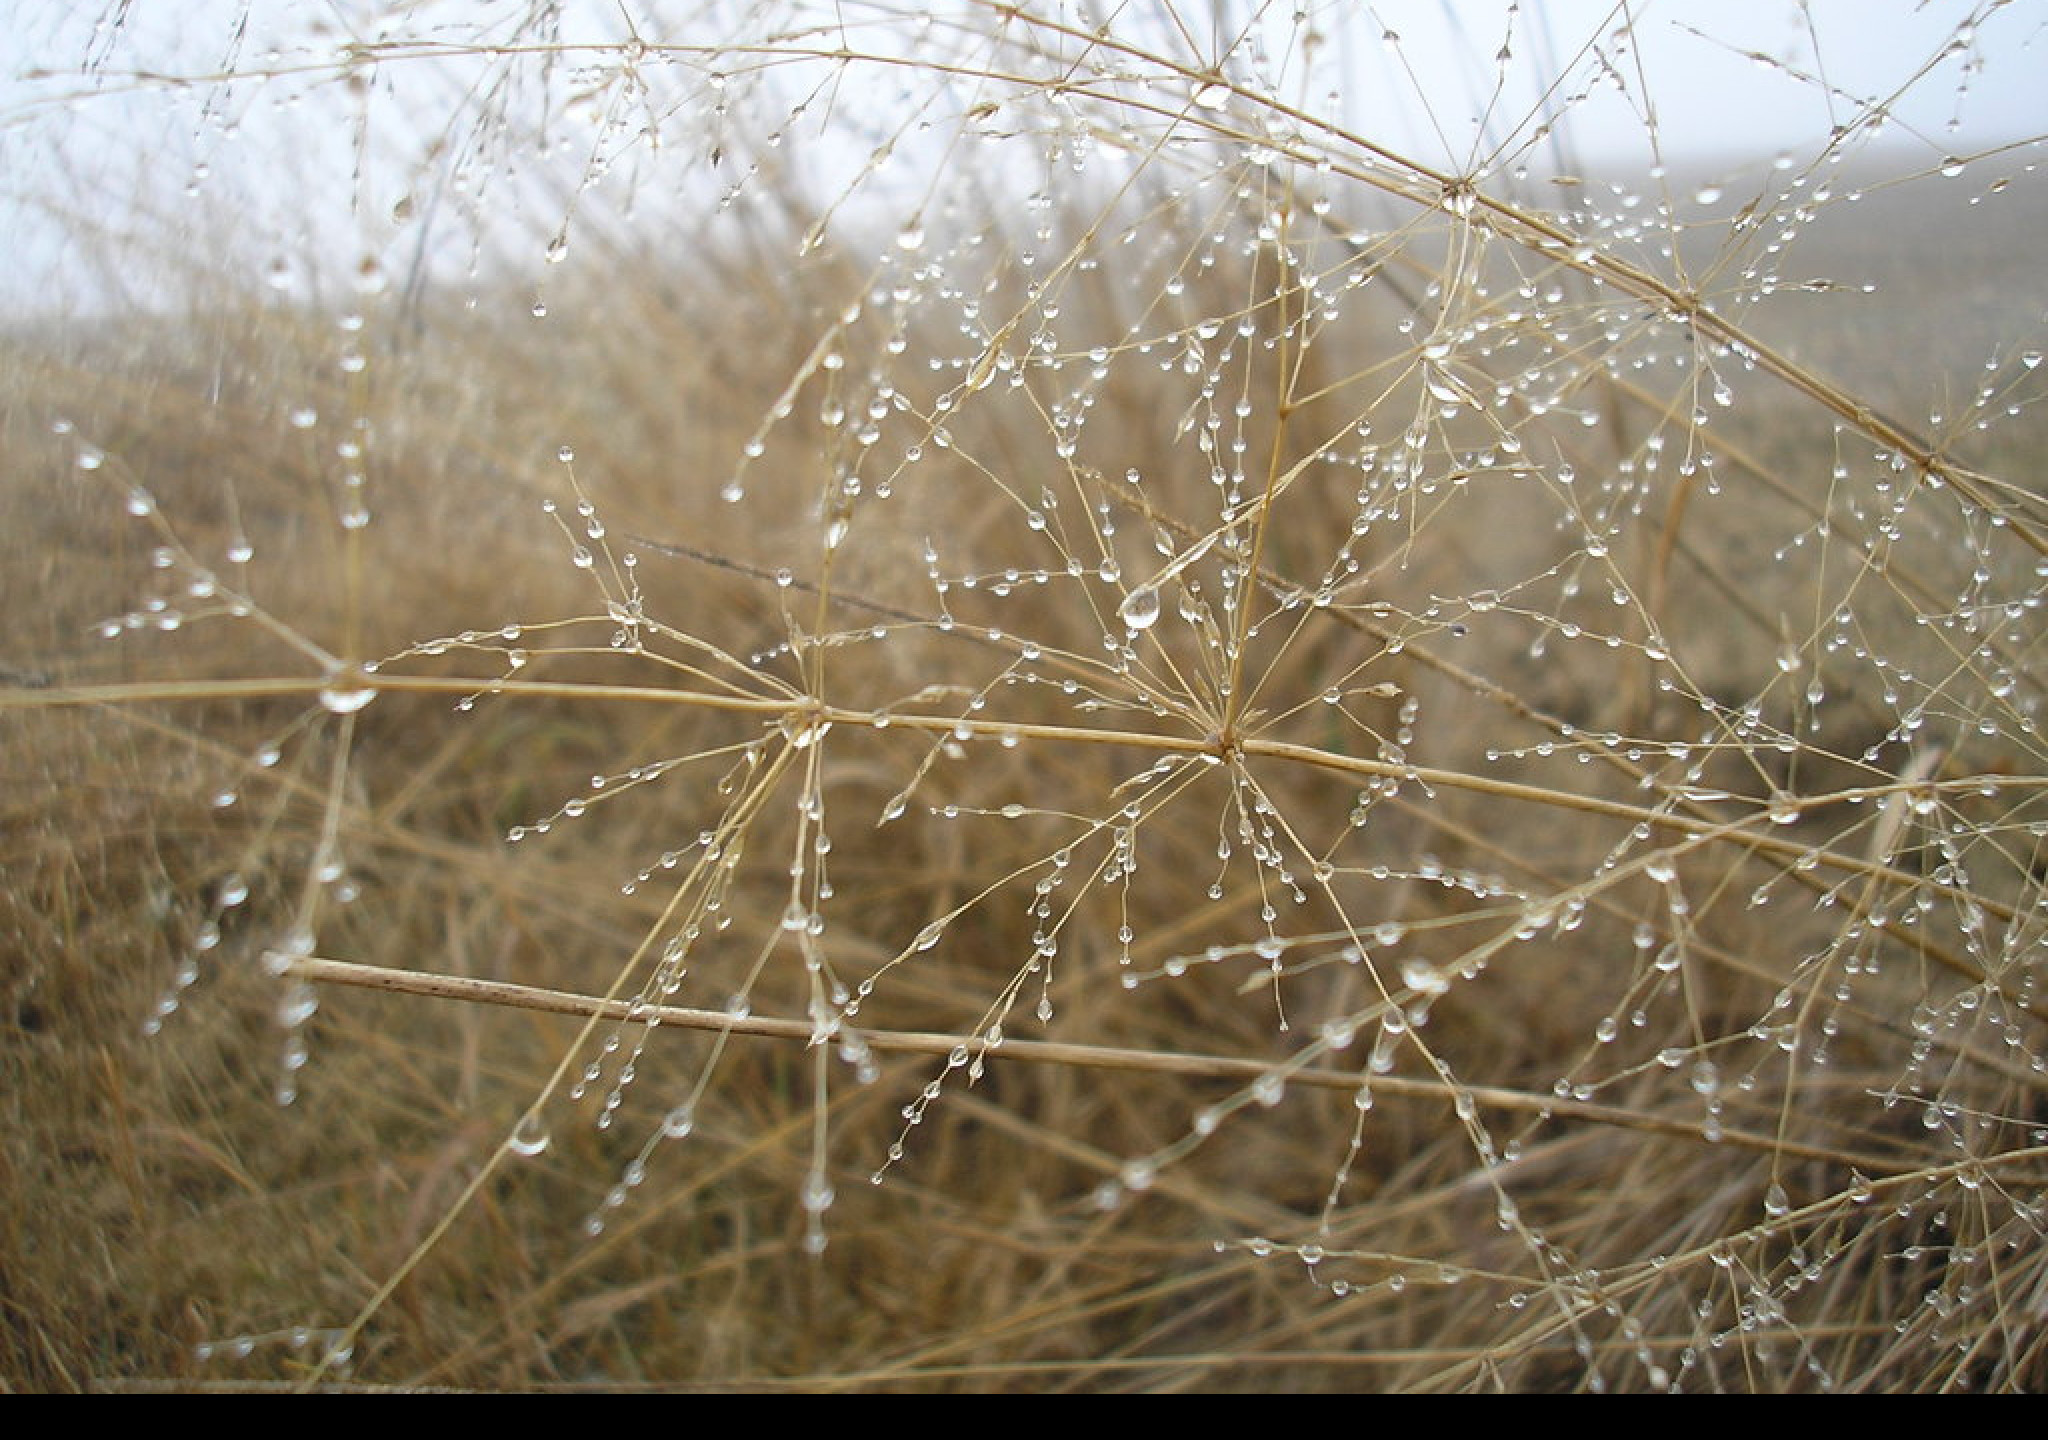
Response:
[[3, 2, 2046, 1391]]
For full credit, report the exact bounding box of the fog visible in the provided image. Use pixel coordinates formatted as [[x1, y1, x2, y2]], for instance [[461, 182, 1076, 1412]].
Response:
[[5, 1, 2043, 317]]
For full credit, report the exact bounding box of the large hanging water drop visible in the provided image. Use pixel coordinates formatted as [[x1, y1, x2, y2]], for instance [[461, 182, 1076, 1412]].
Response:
[[318, 669, 379, 714], [1118, 585, 1163, 631], [508, 1113, 551, 1157]]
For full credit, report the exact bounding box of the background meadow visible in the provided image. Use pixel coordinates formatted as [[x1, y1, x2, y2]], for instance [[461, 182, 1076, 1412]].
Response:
[[4, 0, 2047, 1391]]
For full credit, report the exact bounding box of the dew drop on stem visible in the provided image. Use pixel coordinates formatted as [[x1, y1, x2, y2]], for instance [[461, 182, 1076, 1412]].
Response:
[[476, 1116, 537, 1172], [1118, 585, 1162, 631], [318, 669, 378, 714]]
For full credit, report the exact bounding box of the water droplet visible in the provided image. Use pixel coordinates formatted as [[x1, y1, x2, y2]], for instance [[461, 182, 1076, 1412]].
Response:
[[1400, 958, 1448, 997], [1118, 585, 1162, 631], [508, 1113, 551, 1157], [318, 670, 378, 714], [779, 709, 831, 748]]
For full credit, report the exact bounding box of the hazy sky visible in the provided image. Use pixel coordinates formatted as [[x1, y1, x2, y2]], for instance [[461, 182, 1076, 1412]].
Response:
[[5, 1, 2043, 314], [1341, 0, 2044, 166]]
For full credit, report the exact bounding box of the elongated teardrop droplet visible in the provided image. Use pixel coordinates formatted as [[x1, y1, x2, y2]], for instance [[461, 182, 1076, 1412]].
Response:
[[509, 1113, 551, 1157], [1118, 585, 1162, 631]]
